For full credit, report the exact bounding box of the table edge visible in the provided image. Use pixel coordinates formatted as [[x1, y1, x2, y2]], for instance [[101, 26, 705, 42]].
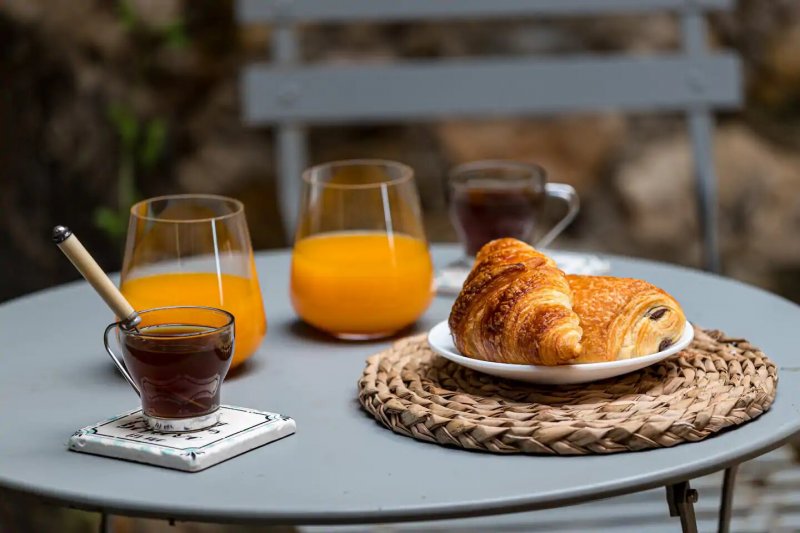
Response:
[[5, 245, 799, 312], [3, 424, 799, 525]]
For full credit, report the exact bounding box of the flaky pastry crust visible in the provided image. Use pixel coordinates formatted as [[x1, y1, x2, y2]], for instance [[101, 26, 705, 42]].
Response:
[[448, 238, 583, 365], [567, 275, 686, 363]]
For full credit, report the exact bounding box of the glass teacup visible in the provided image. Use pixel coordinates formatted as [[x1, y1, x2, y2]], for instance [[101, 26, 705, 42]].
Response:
[[104, 306, 235, 432], [448, 160, 580, 258]]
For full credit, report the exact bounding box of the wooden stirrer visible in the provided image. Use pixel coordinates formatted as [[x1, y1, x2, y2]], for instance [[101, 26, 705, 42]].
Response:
[[52, 225, 141, 331]]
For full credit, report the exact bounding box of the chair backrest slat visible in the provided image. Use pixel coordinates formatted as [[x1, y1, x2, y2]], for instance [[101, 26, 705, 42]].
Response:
[[237, 0, 740, 271], [242, 54, 741, 125], [238, 0, 732, 24]]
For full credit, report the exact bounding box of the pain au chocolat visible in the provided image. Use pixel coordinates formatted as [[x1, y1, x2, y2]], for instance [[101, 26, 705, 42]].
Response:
[[448, 238, 686, 365], [567, 274, 685, 363]]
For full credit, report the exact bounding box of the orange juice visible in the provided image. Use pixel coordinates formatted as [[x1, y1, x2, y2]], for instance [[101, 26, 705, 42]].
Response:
[[291, 231, 434, 337], [121, 273, 266, 368]]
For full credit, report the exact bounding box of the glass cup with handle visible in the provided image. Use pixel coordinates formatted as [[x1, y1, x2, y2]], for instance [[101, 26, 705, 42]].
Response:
[[103, 305, 235, 432], [290, 159, 435, 339], [448, 160, 580, 259], [119, 194, 266, 369]]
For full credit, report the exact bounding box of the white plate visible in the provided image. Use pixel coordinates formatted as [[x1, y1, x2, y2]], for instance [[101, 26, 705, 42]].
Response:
[[427, 321, 694, 385]]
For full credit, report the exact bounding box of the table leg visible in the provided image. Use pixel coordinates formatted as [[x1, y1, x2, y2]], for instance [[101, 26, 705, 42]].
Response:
[[718, 465, 738, 533], [99, 511, 111, 533], [666, 480, 699, 533]]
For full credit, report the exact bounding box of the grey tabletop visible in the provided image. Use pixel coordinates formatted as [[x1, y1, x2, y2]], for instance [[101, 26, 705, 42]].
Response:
[[1, 245, 799, 525]]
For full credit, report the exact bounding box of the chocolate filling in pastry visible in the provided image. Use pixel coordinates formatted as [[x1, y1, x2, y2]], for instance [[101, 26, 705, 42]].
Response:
[[568, 275, 686, 362]]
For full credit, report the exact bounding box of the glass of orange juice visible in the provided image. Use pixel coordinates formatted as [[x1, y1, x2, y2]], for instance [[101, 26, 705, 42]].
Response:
[[290, 160, 434, 339], [120, 194, 266, 368]]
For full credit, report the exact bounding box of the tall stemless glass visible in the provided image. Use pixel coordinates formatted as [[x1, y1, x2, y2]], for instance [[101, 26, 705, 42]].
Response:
[[120, 194, 266, 368], [290, 160, 434, 339]]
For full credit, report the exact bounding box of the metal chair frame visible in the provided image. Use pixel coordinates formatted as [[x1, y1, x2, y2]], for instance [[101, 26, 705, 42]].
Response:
[[238, 0, 741, 269]]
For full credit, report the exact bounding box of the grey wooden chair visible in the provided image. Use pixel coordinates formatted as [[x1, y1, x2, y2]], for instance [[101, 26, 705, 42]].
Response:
[[237, 0, 741, 272]]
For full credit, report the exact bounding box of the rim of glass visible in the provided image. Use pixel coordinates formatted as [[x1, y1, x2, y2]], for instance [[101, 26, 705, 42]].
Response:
[[302, 159, 414, 190], [129, 194, 244, 224], [120, 306, 235, 338], [449, 160, 547, 184]]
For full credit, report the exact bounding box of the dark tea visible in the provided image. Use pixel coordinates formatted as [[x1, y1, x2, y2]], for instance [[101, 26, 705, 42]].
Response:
[[450, 187, 544, 257], [122, 323, 234, 420]]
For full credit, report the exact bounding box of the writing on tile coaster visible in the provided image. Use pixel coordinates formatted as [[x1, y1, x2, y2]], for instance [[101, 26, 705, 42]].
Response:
[[114, 417, 229, 442], [88, 407, 284, 450]]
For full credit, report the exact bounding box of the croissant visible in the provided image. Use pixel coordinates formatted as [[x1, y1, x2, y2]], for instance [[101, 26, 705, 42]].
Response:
[[448, 238, 583, 365], [568, 275, 686, 363]]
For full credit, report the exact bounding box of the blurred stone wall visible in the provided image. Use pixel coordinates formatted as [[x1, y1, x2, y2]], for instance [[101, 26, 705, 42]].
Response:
[[1, 0, 799, 302]]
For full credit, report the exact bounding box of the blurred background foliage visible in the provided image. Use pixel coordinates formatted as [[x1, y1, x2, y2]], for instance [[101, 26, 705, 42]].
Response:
[[1, 0, 799, 304]]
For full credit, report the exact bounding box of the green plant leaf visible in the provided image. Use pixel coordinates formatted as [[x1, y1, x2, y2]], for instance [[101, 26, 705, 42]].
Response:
[[107, 103, 139, 151], [117, 160, 138, 212], [162, 20, 189, 49], [140, 118, 167, 171], [117, 0, 138, 31], [93, 207, 128, 241]]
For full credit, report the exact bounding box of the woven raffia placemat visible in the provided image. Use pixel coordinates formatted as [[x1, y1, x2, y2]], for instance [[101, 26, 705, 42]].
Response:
[[358, 327, 778, 455]]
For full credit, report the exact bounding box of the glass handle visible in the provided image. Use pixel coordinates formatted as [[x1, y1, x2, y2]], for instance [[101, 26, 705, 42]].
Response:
[[537, 183, 580, 249], [103, 322, 141, 397]]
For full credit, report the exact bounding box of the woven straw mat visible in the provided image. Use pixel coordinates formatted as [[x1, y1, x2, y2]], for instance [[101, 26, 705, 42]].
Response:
[[358, 326, 777, 455]]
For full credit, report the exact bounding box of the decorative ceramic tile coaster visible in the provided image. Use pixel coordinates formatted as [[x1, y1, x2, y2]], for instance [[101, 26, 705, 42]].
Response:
[[68, 405, 296, 472]]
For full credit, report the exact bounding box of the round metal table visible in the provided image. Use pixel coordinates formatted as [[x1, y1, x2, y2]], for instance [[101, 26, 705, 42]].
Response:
[[1, 246, 798, 532]]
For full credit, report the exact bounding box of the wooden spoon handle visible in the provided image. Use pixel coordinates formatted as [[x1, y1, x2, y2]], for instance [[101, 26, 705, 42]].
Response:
[[52, 226, 140, 327]]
